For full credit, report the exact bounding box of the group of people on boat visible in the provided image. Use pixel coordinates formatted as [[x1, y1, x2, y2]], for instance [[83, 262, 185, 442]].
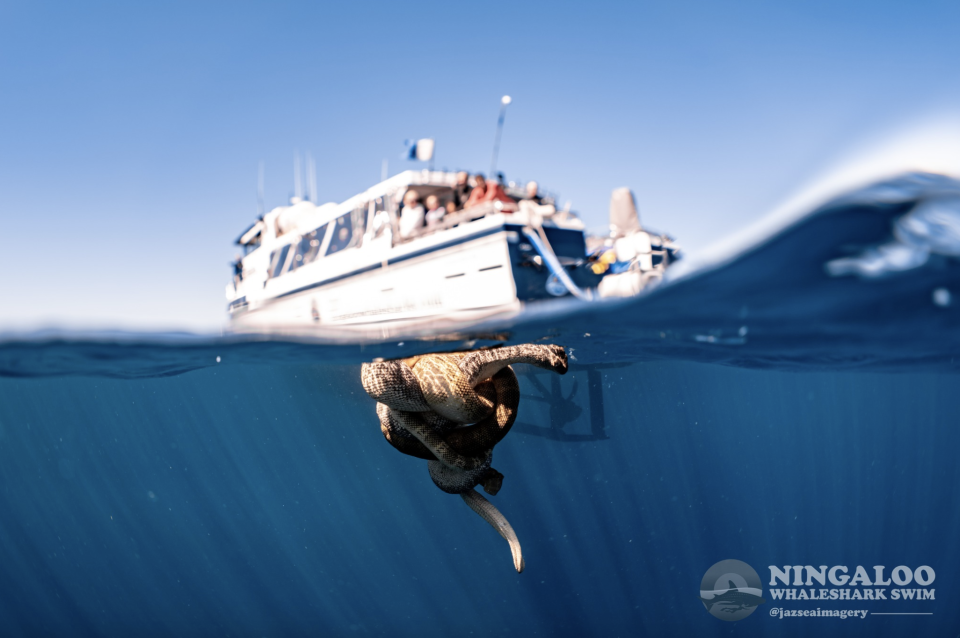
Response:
[[396, 172, 546, 240]]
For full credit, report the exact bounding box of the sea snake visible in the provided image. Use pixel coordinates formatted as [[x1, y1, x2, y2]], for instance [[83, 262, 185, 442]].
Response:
[[361, 344, 567, 572]]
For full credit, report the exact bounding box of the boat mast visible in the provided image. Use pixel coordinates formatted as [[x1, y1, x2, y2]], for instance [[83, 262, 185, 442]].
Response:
[[489, 95, 512, 179], [257, 160, 265, 217], [294, 150, 303, 200], [307, 152, 317, 202]]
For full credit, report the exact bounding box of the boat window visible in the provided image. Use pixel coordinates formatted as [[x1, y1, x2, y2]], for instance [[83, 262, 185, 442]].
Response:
[[280, 248, 297, 275], [325, 211, 364, 256], [351, 204, 366, 246], [369, 195, 394, 239], [293, 224, 327, 270], [268, 245, 291, 279]]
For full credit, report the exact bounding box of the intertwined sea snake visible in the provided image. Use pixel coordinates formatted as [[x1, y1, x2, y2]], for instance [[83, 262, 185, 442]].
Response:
[[361, 344, 568, 572]]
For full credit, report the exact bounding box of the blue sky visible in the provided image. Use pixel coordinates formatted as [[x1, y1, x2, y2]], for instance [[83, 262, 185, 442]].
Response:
[[2, 0, 959, 330]]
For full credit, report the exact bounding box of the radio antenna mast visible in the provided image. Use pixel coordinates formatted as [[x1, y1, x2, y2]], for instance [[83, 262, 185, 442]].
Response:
[[257, 161, 265, 217], [489, 95, 512, 179], [294, 150, 302, 200], [307, 152, 317, 202]]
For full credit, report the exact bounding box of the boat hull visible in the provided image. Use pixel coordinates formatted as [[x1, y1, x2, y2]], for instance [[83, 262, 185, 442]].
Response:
[[229, 216, 594, 334]]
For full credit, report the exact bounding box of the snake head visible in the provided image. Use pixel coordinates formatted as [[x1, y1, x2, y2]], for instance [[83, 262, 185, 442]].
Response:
[[539, 344, 568, 375], [481, 468, 504, 495]]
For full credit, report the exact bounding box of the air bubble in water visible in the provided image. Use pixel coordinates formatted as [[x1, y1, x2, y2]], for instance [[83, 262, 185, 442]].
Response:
[[933, 287, 951, 307]]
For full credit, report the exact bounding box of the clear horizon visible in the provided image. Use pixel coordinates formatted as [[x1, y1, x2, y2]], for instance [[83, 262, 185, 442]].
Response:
[[2, 0, 959, 331]]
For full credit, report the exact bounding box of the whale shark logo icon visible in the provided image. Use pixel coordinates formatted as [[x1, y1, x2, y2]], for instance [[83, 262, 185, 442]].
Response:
[[700, 560, 765, 621], [700, 579, 766, 614]]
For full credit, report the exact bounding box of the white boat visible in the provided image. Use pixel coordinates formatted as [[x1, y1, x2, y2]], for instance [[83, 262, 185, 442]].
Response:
[[225, 170, 678, 336]]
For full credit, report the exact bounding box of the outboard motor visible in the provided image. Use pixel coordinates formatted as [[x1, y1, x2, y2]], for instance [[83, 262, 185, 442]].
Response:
[[598, 187, 676, 298], [609, 187, 642, 237]]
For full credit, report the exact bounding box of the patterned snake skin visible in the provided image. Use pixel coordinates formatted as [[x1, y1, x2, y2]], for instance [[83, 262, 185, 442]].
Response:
[[361, 344, 567, 573]]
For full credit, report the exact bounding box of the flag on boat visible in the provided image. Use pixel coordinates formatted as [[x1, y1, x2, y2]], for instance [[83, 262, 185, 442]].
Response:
[[402, 138, 435, 161]]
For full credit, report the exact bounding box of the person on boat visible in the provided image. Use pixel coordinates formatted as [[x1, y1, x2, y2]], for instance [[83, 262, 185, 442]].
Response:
[[370, 209, 389, 238], [399, 189, 425, 239], [232, 255, 243, 284], [453, 171, 472, 209], [522, 180, 543, 204], [425, 194, 445, 230], [463, 173, 515, 209]]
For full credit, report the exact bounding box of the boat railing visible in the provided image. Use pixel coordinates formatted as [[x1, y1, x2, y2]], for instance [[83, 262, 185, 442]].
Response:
[[393, 201, 519, 245]]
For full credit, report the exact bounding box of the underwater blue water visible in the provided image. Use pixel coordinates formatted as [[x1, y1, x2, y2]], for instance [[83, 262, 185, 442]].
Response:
[[2, 172, 959, 636]]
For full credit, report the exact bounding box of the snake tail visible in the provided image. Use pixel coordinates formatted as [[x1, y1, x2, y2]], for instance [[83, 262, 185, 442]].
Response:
[[460, 489, 525, 573]]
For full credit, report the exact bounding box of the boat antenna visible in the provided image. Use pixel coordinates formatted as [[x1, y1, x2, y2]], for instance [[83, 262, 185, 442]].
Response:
[[306, 152, 317, 202], [489, 95, 512, 178], [294, 150, 302, 201], [257, 160, 265, 217]]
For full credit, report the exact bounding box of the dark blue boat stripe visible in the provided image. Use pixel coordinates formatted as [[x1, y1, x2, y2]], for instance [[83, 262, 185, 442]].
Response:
[[273, 225, 504, 300], [386, 226, 503, 266]]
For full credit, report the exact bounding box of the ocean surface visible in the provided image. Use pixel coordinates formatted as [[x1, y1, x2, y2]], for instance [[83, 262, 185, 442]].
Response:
[[2, 172, 959, 636]]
